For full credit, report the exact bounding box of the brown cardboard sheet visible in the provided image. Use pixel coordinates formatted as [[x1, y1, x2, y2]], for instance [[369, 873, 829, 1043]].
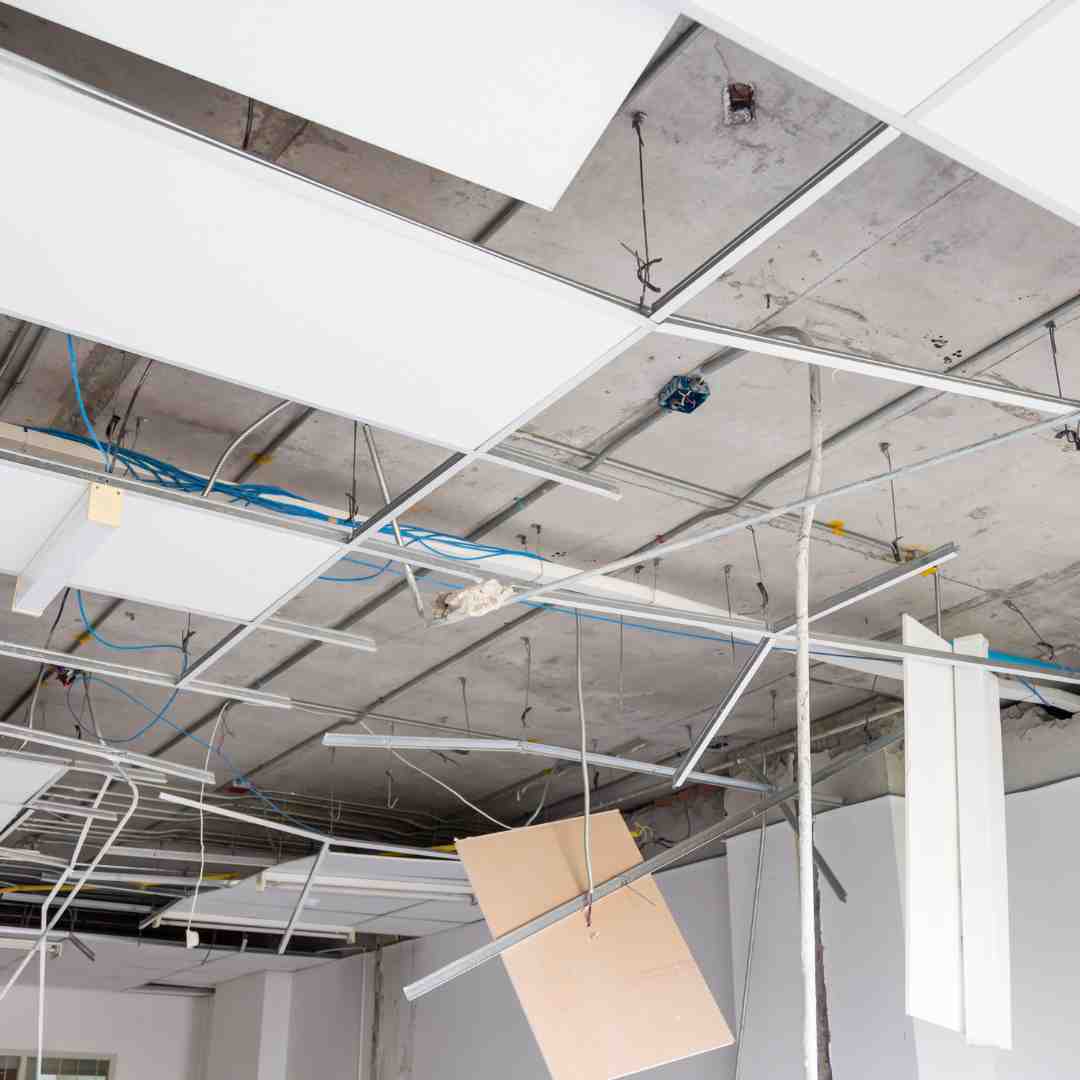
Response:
[[456, 810, 733, 1080]]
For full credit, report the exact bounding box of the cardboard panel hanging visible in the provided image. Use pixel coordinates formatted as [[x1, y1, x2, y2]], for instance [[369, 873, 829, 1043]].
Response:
[[456, 811, 732, 1080], [0, 52, 643, 452], [13, 1, 674, 210]]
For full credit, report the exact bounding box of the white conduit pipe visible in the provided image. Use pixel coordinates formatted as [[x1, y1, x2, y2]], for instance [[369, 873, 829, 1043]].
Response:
[[797, 367, 824, 1080], [0, 776, 140, 1005], [37, 776, 110, 1080]]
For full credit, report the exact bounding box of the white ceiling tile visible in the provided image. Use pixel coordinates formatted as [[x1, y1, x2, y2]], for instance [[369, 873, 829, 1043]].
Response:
[[0, 756, 66, 834], [13, 1, 673, 210], [0, 53, 644, 452], [917, 2, 1080, 224]]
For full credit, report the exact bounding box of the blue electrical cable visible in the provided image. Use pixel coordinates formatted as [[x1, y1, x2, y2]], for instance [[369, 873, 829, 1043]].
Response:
[[66, 336, 109, 466], [1016, 677, 1054, 709]]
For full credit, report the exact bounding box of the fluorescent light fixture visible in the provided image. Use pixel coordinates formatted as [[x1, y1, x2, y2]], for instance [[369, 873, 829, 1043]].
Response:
[[322, 734, 770, 794], [109, 845, 275, 868], [0, 845, 70, 869], [658, 317, 1080, 416], [144, 911, 355, 942], [261, 618, 376, 653], [157, 793, 459, 860], [21, 799, 118, 822], [13, 482, 121, 616], [0, 48, 643, 451], [482, 447, 621, 501], [0, 723, 214, 786], [14, 1, 673, 209], [258, 869, 474, 905], [0, 937, 62, 958], [1, 893, 153, 915]]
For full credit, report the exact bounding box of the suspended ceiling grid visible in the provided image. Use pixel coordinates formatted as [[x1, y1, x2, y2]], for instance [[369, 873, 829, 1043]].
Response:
[[0, 4, 1077, 853]]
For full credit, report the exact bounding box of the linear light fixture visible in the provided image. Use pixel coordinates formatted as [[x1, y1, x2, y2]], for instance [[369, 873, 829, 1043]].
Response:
[[322, 734, 771, 794], [0, 845, 71, 869], [657, 316, 1080, 417], [258, 870, 473, 899], [1, 893, 153, 915], [13, 482, 121, 615], [157, 792, 459, 860], [0, 723, 214, 786], [142, 910, 356, 943], [109, 845, 275, 868]]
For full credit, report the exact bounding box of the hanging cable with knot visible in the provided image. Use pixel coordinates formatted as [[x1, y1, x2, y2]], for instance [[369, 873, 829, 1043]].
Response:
[[620, 111, 663, 309], [1046, 320, 1080, 450]]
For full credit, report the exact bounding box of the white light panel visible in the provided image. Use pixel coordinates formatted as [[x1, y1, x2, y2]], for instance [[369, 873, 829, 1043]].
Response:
[[162, 851, 479, 939], [678, 0, 1047, 114], [14, 1, 673, 210], [0, 459, 340, 622], [0, 756, 66, 834], [902, 614, 963, 1032], [0, 52, 644, 452]]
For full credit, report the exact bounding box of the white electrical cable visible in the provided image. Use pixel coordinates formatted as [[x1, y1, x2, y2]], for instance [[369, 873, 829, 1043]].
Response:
[[186, 703, 227, 946], [356, 718, 514, 831], [796, 367, 824, 1080], [576, 612, 595, 925]]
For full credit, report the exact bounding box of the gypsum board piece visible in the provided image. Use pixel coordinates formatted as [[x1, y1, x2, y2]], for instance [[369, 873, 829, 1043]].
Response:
[[321, 734, 771, 793], [510, 407, 1080, 608], [157, 792, 458, 859], [403, 730, 901, 1000]]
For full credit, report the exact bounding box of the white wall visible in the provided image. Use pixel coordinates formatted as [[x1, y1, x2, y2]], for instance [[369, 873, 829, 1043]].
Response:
[[206, 971, 293, 1080], [373, 856, 737, 1080], [374, 778, 1080, 1080], [728, 782, 1080, 1079], [0, 985, 208, 1080], [287, 954, 370, 1080]]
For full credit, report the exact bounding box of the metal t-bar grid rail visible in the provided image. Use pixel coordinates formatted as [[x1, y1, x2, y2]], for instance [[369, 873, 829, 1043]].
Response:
[[671, 543, 958, 787]]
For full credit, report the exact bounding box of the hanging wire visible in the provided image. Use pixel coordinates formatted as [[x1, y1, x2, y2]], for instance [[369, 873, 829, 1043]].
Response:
[[1003, 599, 1056, 660], [459, 676, 471, 733], [618, 615, 625, 720], [879, 442, 903, 562], [241, 97, 256, 151], [520, 637, 533, 727], [186, 703, 228, 946], [346, 420, 360, 522], [620, 111, 663, 309], [748, 527, 769, 618], [1047, 320, 1080, 450], [576, 611, 595, 927], [723, 563, 737, 664]]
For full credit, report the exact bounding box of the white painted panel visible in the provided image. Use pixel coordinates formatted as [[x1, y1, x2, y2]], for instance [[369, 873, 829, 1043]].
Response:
[[0, 53, 643, 452], [0, 459, 341, 622], [163, 851, 478, 937], [953, 634, 1012, 1049], [902, 614, 963, 1032], [0, 755, 66, 833], [676, 0, 1047, 115], [15, 1, 673, 210], [917, 2, 1080, 227]]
